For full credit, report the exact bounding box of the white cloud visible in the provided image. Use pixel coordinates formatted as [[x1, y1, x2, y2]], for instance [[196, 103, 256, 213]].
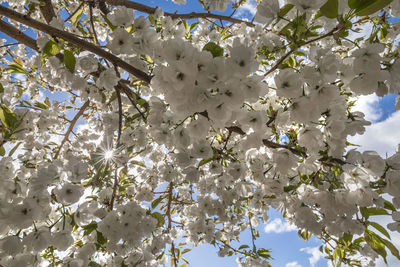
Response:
[[285, 261, 302, 267], [351, 93, 383, 123], [347, 22, 374, 41], [348, 110, 400, 157], [235, 0, 257, 19], [264, 218, 297, 233], [300, 247, 324, 267]]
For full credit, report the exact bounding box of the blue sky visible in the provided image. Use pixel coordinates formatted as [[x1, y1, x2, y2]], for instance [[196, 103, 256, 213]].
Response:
[[1, 1, 399, 266]]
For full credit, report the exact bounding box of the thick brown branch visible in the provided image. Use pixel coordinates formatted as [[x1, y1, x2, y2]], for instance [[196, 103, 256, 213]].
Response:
[[54, 100, 90, 159], [105, 0, 255, 27], [39, 0, 56, 23], [0, 19, 39, 50], [0, 5, 152, 83]]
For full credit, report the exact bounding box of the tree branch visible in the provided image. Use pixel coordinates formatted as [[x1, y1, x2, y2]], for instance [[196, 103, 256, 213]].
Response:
[[105, 0, 255, 27], [54, 100, 90, 159], [0, 5, 152, 83], [264, 26, 340, 76], [0, 19, 39, 50], [39, 0, 56, 23], [165, 182, 178, 267]]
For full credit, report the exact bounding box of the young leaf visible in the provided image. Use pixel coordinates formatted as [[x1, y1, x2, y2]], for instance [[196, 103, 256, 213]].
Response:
[[151, 212, 165, 227], [151, 196, 163, 209], [8, 142, 22, 157], [42, 40, 60, 58], [356, 0, 393, 16], [320, 0, 339, 18], [364, 229, 387, 263], [278, 4, 294, 18], [202, 42, 224, 58], [71, 8, 84, 25], [64, 49, 76, 73], [368, 221, 391, 239]]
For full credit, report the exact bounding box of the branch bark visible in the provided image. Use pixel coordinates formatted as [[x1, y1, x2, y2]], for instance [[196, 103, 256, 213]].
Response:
[[0, 19, 38, 50], [54, 100, 90, 159], [39, 0, 56, 23], [0, 5, 152, 83]]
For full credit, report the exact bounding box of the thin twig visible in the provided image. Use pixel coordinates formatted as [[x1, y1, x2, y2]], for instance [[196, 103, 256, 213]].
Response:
[[89, 3, 100, 45], [109, 167, 119, 210], [54, 100, 90, 159], [115, 87, 123, 145], [166, 182, 178, 267], [65, 2, 84, 22], [264, 26, 340, 76]]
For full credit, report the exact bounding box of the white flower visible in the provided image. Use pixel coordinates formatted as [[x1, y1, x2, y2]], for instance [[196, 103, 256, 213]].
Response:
[[0, 236, 23, 256], [275, 69, 303, 99], [96, 69, 119, 90], [289, 0, 326, 12], [54, 182, 84, 205], [107, 6, 135, 27], [78, 54, 98, 74], [108, 28, 134, 54], [255, 0, 280, 24], [206, 0, 230, 12]]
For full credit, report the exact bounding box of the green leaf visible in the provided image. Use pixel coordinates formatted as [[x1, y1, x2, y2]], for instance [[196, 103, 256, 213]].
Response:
[[320, 0, 339, 18], [349, 0, 393, 16], [151, 196, 163, 209], [96, 230, 107, 245], [278, 4, 294, 18], [198, 158, 213, 167], [384, 201, 396, 211], [182, 20, 188, 31], [358, 0, 393, 16], [71, 8, 84, 25], [298, 229, 311, 241], [368, 221, 391, 239], [7, 64, 28, 75], [151, 212, 165, 227], [130, 160, 145, 167], [42, 40, 60, 58], [0, 83, 4, 94], [364, 229, 387, 263], [360, 207, 389, 219], [63, 49, 76, 73], [257, 248, 271, 259], [82, 221, 98, 236], [0, 146, 5, 156], [238, 245, 249, 250], [0, 105, 18, 129], [284, 184, 298, 192], [33, 101, 50, 110], [8, 142, 22, 157], [342, 232, 353, 243], [202, 42, 224, 58], [190, 22, 199, 31], [381, 238, 400, 260]]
